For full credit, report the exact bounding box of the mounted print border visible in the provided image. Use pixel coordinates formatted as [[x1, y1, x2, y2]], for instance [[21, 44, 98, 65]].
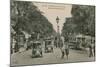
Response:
[[10, 0, 95, 66]]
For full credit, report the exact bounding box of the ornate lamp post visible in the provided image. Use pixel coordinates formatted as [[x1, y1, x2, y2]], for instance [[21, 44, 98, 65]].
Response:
[[56, 16, 60, 47], [56, 16, 60, 34]]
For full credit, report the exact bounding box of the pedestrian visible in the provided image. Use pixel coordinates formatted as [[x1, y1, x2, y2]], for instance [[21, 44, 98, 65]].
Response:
[[93, 45, 95, 57], [14, 42, 19, 53], [61, 41, 69, 59], [11, 44, 13, 54], [88, 44, 93, 57], [65, 42, 69, 59], [61, 47, 65, 59], [11, 38, 16, 54], [60, 37, 64, 59], [92, 40, 95, 57], [25, 39, 29, 50]]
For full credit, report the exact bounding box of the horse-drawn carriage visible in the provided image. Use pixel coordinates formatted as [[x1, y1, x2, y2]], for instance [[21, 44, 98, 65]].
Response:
[[68, 34, 94, 49], [44, 39, 53, 53], [31, 40, 43, 58]]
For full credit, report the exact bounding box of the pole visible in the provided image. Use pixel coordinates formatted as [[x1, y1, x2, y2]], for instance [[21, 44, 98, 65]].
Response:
[[56, 16, 60, 47]]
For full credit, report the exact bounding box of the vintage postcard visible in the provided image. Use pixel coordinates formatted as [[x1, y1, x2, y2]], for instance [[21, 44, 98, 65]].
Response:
[[10, 0, 95, 66]]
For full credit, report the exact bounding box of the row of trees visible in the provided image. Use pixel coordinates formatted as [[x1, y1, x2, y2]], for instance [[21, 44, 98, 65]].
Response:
[[11, 1, 54, 38], [62, 5, 95, 37]]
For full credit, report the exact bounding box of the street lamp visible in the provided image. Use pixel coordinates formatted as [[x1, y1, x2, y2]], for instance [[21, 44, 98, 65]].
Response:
[[56, 16, 60, 33], [56, 16, 60, 47], [56, 16, 59, 24]]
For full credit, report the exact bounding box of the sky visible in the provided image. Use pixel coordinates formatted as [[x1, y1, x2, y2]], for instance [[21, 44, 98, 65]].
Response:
[[33, 2, 72, 33]]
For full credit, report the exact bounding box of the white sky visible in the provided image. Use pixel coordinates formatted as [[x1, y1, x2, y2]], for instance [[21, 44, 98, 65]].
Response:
[[33, 2, 72, 33]]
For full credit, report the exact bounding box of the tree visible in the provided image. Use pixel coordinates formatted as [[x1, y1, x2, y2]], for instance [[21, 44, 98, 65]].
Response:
[[62, 5, 95, 38], [71, 5, 95, 36], [62, 17, 76, 40], [11, 1, 54, 38]]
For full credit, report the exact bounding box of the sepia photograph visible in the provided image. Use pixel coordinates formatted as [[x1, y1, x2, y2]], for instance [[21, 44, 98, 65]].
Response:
[[10, 0, 95, 66]]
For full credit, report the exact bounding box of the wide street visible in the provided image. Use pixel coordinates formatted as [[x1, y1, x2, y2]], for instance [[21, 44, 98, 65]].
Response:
[[11, 47, 95, 66]]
